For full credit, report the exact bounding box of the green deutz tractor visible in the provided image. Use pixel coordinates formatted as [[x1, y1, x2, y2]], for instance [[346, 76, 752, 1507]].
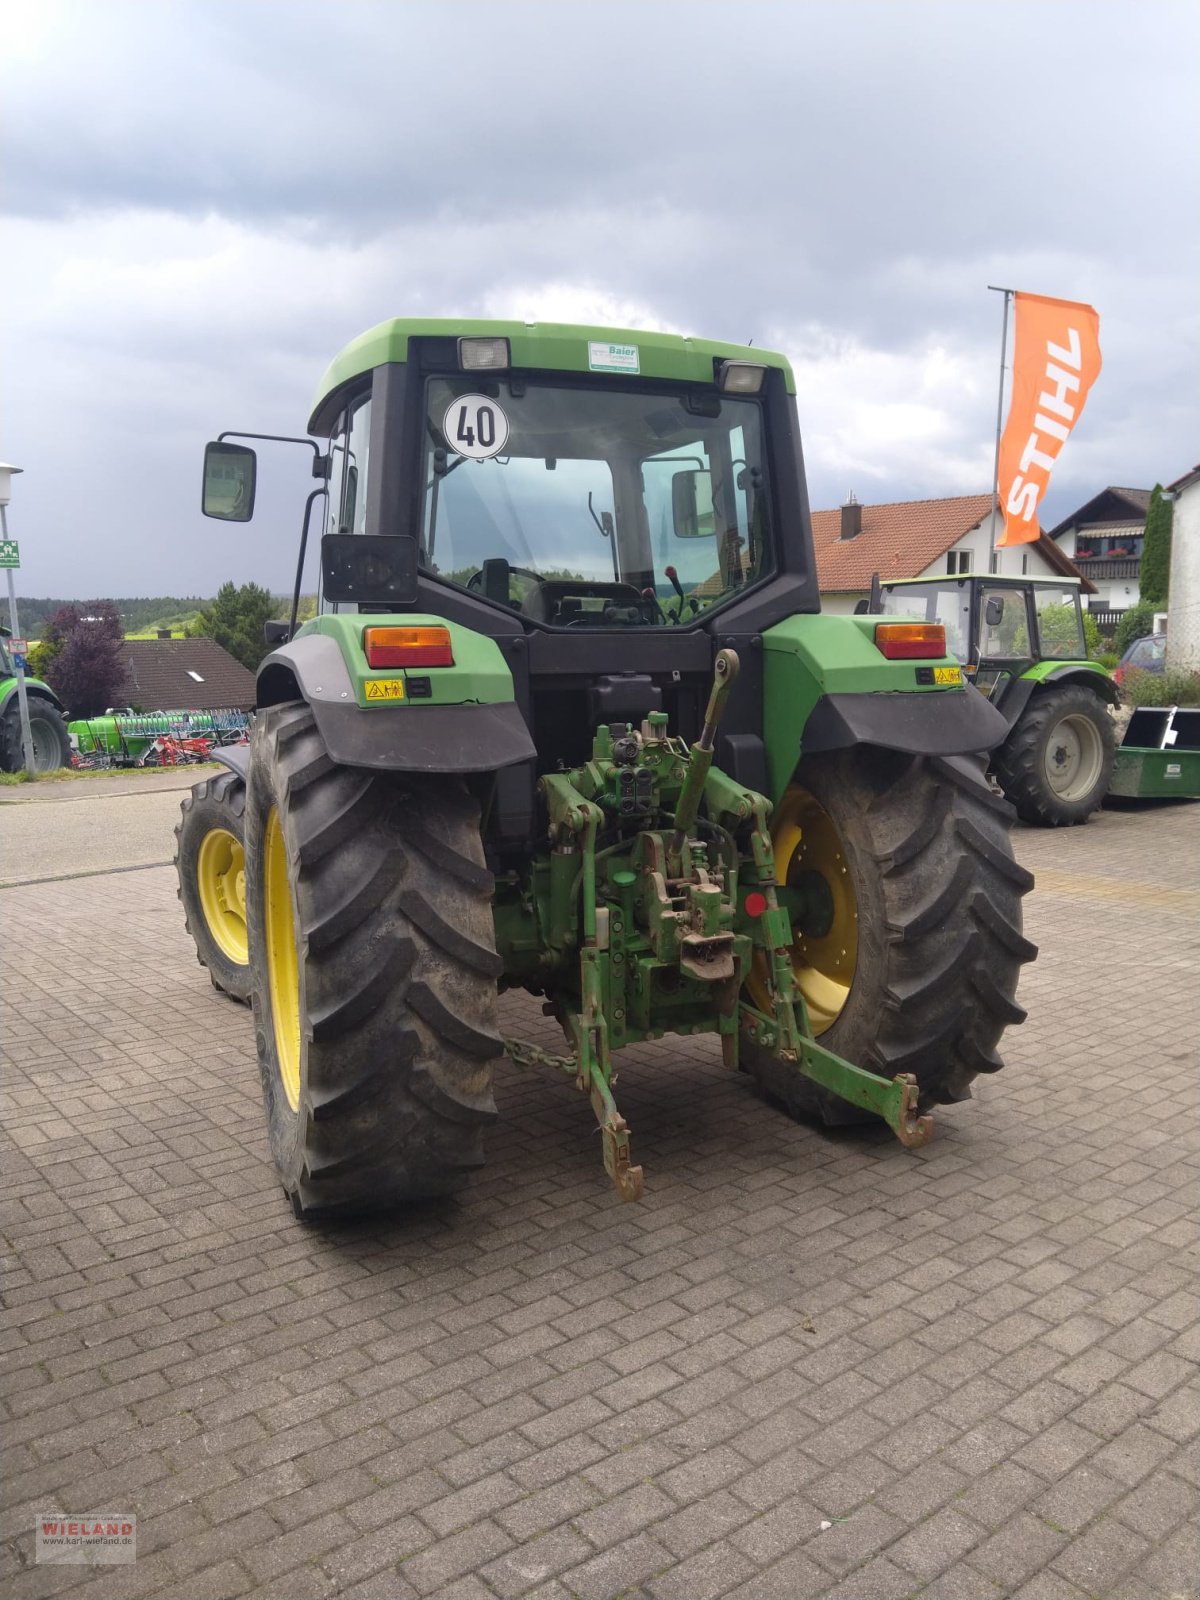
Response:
[[0, 628, 72, 772], [872, 575, 1119, 827], [178, 318, 1035, 1213]]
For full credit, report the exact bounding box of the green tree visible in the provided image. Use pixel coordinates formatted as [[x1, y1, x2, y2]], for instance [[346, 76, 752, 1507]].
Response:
[[26, 604, 79, 682], [1114, 598, 1157, 654], [1139, 483, 1173, 607], [34, 600, 125, 718], [192, 581, 276, 672]]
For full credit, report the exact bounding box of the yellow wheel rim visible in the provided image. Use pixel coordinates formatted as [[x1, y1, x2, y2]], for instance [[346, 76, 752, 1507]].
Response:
[[196, 827, 248, 967], [747, 785, 859, 1035], [264, 806, 302, 1113]]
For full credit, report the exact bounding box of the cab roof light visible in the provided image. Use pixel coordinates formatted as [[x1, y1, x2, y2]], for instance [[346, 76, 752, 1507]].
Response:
[[363, 625, 454, 669], [459, 337, 510, 371], [874, 622, 947, 660], [719, 360, 766, 394]]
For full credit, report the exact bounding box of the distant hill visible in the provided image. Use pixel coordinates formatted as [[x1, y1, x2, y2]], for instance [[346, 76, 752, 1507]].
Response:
[[17, 595, 317, 639], [16, 597, 209, 639]]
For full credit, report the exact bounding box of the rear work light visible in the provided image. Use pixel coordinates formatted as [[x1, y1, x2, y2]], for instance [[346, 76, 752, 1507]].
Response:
[[719, 361, 766, 394], [363, 625, 455, 668], [459, 336, 510, 371], [874, 623, 947, 660]]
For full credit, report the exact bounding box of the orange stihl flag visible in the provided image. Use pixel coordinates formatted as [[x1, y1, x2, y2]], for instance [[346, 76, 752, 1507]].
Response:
[[997, 292, 1102, 547]]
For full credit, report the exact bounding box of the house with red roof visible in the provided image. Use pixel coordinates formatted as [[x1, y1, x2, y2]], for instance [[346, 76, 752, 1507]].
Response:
[[1043, 486, 1151, 618], [813, 493, 1092, 614]]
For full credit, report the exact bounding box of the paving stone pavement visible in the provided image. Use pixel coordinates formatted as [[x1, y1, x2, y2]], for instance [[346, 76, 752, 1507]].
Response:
[[2, 784, 1198, 1600]]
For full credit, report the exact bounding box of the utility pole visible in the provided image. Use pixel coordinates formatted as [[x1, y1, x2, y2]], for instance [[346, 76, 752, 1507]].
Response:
[[0, 463, 35, 774]]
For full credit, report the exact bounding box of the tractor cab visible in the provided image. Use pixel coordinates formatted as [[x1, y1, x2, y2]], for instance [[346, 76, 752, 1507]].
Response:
[[876, 574, 1091, 703]]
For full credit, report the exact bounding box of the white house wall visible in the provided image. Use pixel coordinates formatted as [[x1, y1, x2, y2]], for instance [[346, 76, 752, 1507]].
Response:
[[1167, 477, 1200, 672], [919, 518, 1062, 581]]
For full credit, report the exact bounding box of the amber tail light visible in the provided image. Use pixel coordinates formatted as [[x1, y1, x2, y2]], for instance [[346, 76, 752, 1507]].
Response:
[[362, 625, 454, 668], [873, 623, 947, 660]]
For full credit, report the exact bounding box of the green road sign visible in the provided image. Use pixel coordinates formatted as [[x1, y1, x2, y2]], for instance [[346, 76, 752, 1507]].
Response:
[[0, 540, 18, 568]]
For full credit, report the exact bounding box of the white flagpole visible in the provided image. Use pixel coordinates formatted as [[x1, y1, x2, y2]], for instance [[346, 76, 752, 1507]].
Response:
[[987, 285, 1015, 572]]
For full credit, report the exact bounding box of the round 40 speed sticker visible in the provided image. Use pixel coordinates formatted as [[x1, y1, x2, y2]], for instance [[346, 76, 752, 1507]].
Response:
[[444, 394, 510, 460]]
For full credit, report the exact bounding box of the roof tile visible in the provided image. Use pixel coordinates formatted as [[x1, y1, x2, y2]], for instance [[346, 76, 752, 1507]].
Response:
[[118, 638, 256, 712]]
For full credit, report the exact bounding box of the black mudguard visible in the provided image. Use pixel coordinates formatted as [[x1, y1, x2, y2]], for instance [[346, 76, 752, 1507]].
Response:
[[253, 633, 536, 774], [802, 684, 1010, 757], [214, 742, 250, 781]]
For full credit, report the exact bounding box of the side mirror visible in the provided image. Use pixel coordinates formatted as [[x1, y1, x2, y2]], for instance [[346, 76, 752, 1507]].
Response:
[[671, 469, 715, 539], [263, 620, 292, 646], [202, 441, 257, 522], [985, 596, 1005, 628]]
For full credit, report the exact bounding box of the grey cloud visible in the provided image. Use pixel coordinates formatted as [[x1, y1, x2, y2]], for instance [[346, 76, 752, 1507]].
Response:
[[3, 0, 1197, 594]]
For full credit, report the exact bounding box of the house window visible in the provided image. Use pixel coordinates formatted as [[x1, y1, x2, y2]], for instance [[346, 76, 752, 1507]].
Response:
[[947, 551, 971, 575], [187, 670, 204, 683]]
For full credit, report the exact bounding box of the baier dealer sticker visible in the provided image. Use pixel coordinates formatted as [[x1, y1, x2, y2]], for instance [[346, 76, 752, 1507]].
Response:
[[444, 395, 510, 460]]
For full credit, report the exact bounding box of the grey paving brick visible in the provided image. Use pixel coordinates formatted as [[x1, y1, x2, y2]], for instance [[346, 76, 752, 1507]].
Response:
[[1111, 1468, 1198, 1542], [1030, 1461, 1127, 1535], [968, 1511, 1072, 1589], [723, 1546, 828, 1599], [1050, 1515, 1153, 1593], [495, 1475, 600, 1540], [560, 1531, 675, 1600], [421, 1471, 525, 1539], [479, 1525, 595, 1599], [889, 1505, 989, 1580], [1089, 1420, 1180, 1487], [321, 1516, 431, 1588], [396, 1519, 514, 1596], [650, 1485, 755, 1559]]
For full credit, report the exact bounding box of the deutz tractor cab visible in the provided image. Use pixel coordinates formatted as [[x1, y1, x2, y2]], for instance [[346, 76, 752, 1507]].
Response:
[[874, 574, 1118, 826], [188, 319, 1035, 1214]]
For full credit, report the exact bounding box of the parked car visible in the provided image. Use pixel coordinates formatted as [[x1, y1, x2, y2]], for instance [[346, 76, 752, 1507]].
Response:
[[1114, 632, 1167, 686]]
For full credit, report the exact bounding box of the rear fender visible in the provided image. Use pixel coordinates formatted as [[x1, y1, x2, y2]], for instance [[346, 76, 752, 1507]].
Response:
[[996, 663, 1120, 733], [0, 680, 66, 719], [761, 613, 1008, 806], [255, 626, 536, 774]]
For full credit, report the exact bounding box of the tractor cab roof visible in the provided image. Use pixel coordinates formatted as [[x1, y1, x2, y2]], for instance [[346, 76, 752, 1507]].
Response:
[[881, 574, 1083, 590], [309, 317, 795, 435]]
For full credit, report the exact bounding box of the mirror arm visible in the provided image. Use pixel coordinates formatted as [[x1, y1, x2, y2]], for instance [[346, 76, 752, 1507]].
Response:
[[289, 488, 327, 640], [218, 430, 331, 477]]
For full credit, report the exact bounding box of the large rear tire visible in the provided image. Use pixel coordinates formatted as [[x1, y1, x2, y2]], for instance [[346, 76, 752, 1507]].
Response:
[[993, 684, 1116, 827], [244, 703, 502, 1217], [1, 698, 71, 773], [175, 771, 251, 1004], [744, 749, 1035, 1127]]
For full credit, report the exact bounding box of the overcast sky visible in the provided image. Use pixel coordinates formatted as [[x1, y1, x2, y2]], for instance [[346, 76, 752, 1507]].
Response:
[[2, 0, 1197, 600]]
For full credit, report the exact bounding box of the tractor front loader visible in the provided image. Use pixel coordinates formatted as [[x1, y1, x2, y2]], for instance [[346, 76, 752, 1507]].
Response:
[[180, 319, 1035, 1214]]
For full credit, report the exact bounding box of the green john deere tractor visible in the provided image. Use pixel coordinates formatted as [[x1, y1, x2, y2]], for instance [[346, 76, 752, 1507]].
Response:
[[179, 318, 1035, 1213], [871, 575, 1119, 826], [0, 628, 72, 772]]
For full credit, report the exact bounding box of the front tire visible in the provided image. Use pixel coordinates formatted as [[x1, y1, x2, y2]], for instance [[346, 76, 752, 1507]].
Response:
[[175, 772, 251, 1003], [744, 748, 1036, 1127], [1, 698, 71, 772], [244, 703, 503, 1217], [993, 685, 1116, 826]]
